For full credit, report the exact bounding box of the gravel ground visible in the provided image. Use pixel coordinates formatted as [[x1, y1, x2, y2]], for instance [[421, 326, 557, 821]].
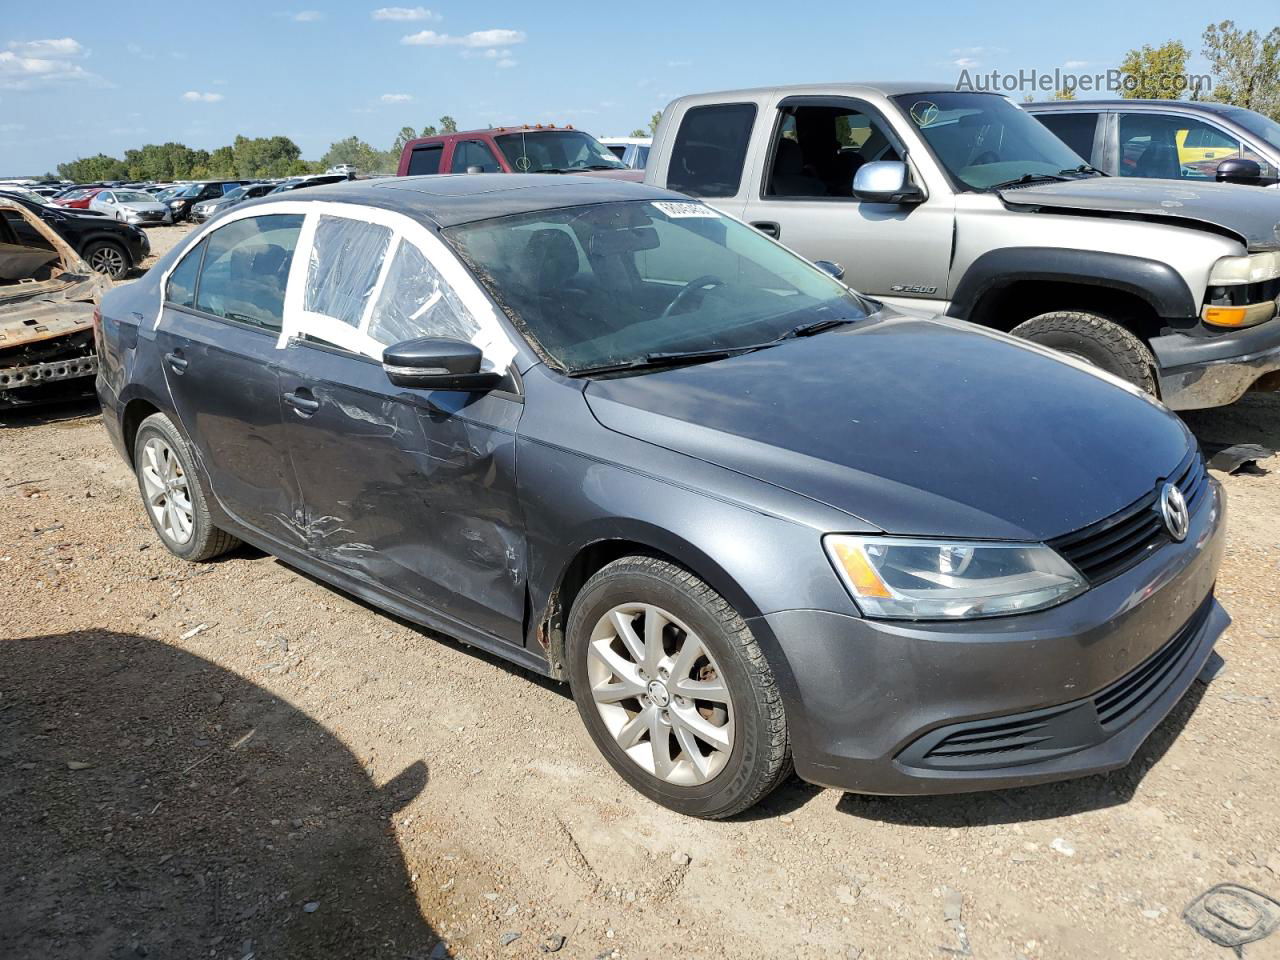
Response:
[[1, 225, 1279, 959]]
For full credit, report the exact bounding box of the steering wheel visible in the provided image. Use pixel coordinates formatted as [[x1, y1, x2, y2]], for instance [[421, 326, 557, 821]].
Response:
[[659, 275, 726, 321]]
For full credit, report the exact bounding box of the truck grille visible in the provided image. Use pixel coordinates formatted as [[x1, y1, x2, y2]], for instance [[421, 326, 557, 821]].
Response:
[[1050, 448, 1208, 585]]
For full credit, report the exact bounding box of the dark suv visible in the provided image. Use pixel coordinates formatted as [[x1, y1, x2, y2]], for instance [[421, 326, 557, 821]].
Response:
[[165, 181, 253, 223], [0, 188, 149, 279], [1027, 99, 1280, 186]]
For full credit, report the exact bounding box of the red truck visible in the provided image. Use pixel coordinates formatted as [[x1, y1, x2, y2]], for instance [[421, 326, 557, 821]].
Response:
[[396, 124, 643, 180]]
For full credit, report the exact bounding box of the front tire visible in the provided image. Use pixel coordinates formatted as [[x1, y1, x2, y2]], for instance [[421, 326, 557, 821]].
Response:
[[133, 413, 240, 562], [1011, 310, 1157, 395], [566, 556, 791, 819], [82, 240, 130, 280]]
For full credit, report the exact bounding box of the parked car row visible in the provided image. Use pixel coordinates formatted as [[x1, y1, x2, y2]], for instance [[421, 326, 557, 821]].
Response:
[[0, 186, 149, 279]]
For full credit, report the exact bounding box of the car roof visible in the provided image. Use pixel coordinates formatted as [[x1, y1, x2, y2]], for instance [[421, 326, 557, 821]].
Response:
[[666, 82, 959, 105], [242, 174, 684, 228], [1024, 99, 1243, 113]]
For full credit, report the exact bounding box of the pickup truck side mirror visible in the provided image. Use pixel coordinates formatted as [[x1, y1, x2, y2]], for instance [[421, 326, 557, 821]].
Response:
[[813, 260, 845, 281], [853, 161, 924, 205], [1215, 157, 1263, 185], [382, 336, 503, 392]]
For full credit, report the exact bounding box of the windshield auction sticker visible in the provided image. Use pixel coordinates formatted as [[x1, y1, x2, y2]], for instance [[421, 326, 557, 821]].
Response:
[[651, 201, 721, 219], [909, 101, 940, 126]]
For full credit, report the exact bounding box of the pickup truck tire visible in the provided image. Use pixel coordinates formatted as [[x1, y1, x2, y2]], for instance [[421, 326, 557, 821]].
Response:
[[133, 413, 241, 562], [1011, 311, 1157, 395], [566, 556, 792, 819]]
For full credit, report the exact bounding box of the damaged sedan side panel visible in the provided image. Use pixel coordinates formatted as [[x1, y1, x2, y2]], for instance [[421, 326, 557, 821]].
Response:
[[0, 199, 110, 408]]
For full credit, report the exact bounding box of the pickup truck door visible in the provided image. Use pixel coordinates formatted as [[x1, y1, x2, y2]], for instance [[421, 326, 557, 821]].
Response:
[[739, 95, 954, 310]]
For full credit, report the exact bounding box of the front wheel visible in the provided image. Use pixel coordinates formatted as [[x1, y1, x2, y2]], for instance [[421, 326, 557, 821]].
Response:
[[1011, 310, 1157, 395], [566, 556, 791, 819], [82, 240, 130, 280]]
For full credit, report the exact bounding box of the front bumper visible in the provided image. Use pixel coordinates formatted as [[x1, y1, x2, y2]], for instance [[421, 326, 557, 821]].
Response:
[[753, 478, 1227, 795], [1151, 315, 1280, 409]]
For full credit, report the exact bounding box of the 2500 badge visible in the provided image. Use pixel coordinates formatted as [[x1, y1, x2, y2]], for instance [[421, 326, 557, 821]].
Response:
[[890, 283, 939, 295]]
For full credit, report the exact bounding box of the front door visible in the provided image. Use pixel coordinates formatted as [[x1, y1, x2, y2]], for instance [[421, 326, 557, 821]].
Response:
[[740, 97, 954, 308], [274, 209, 528, 645], [153, 212, 304, 539]]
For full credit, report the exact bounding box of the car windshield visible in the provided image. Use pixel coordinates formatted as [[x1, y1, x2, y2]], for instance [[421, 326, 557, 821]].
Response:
[[114, 191, 153, 202], [176, 185, 203, 198], [2, 187, 51, 206], [221, 186, 248, 201], [492, 130, 627, 173], [1219, 107, 1280, 152], [445, 199, 871, 374], [893, 92, 1090, 190]]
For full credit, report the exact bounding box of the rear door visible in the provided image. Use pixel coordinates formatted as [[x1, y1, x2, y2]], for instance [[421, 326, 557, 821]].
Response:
[[154, 212, 304, 539], [740, 95, 954, 306], [1034, 110, 1104, 167], [273, 205, 528, 644]]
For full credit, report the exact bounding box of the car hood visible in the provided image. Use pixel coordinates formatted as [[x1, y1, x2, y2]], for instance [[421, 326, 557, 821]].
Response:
[[119, 201, 169, 213], [583, 312, 1193, 540], [1000, 177, 1280, 251]]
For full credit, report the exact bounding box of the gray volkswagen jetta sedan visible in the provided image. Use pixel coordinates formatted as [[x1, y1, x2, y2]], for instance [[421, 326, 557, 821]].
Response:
[[96, 176, 1227, 818]]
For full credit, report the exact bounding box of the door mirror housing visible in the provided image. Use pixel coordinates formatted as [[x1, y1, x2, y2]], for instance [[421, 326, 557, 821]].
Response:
[[813, 259, 845, 281], [1216, 157, 1264, 185], [382, 336, 503, 391], [853, 161, 924, 204]]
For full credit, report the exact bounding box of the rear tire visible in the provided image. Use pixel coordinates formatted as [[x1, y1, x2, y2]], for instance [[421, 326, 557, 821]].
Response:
[[1011, 310, 1157, 395], [566, 556, 791, 819], [133, 413, 240, 562], [82, 240, 130, 280]]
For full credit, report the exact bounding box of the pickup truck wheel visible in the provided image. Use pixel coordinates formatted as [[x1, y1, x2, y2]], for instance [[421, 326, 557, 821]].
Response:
[[566, 556, 792, 819], [133, 413, 240, 562], [1011, 311, 1157, 395], [83, 240, 130, 280]]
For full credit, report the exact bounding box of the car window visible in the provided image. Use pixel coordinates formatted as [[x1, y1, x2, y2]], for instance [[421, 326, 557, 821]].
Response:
[[764, 104, 901, 199], [668, 103, 756, 198], [492, 130, 626, 173], [366, 237, 480, 346], [303, 215, 393, 326], [450, 140, 501, 173], [1036, 112, 1099, 162], [166, 238, 205, 308], [1119, 114, 1245, 180], [407, 144, 443, 175], [194, 213, 304, 330], [99, 192, 115, 203]]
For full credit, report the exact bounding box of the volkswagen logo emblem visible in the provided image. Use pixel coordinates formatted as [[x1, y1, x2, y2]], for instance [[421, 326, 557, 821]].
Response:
[[1160, 482, 1189, 542]]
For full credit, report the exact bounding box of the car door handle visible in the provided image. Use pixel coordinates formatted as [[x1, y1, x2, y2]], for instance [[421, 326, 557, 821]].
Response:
[[164, 351, 188, 374], [283, 390, 320, 415], [751, 221, 780, 239]]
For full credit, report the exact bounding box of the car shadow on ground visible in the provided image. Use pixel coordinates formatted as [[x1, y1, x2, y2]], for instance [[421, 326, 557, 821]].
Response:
[[0, 397, 100, 429], [0, 630, 441, 960], [831, 674, 1209, 827], [1181, 391, 1280, 457]]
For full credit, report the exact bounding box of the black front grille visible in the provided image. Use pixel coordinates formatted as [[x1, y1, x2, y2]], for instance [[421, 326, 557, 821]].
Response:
[[1094, 600, 1207, 728], [1050, 448, 1208, 585]]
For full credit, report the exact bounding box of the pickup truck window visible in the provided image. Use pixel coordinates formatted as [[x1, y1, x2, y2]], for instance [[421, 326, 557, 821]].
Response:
[[451, 140, 501, 174], [493, 130, 626, 173], [407, 144, 444, 175], [766, 106, 900, 198], [1119, 113, 1241, 180], [445, 199, 868, 373], [668, 103, 756, 198], [892, 92, 1086, 191], [1036, 112, 1099, 162]]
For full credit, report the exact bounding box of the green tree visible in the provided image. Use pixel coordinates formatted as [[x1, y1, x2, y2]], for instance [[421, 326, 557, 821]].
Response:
[[1051, 85, 1077, 101], [320, 136, 395, 174], [439, 115, 458, 133], [392, 125, 418, 156], [649, 111, 662, 135], [628, 128, 647, 137], [231, 135, 304, 178], [1202, 20, 1280, 118], [57, 154, 128, 182], [1118, 40, 1192, 99], [420, 124, 438, 138]]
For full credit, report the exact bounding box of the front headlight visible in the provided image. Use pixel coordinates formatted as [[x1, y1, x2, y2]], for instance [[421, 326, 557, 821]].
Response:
[[1208, 251, 1280, 286], [169, 199, 185, 208], [824, 535, 1086, 619]]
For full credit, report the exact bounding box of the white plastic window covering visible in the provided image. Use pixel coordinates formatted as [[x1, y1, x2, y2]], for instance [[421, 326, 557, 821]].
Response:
[[366, 237, 481, 346], [303, 215, 392, 328], [150, 199, 518, 369]]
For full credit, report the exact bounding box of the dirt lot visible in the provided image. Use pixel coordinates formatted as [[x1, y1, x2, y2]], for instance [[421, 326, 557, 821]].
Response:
[[2, 227, 1279, 959]]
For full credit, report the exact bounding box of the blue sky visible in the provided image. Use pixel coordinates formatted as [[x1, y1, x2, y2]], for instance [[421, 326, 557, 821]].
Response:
[[0, 0, 1273, 175]]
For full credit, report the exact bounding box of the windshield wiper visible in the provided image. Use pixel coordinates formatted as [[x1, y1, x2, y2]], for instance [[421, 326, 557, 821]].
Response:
[[989, 172, 1072, 189], [1059, 163, 1107, 177], [582, 164, 625, 171], [778, 316, 860, 339], [570, 344, 767, 377]]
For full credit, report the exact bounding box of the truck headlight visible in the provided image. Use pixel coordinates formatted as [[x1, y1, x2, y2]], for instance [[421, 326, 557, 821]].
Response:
[[824, 535, 1086, 619], [1208, 251, 1280, 286]]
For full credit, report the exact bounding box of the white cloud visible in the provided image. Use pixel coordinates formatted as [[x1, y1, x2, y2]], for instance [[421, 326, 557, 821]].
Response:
[[292, 10, 324, 21], [497, 58, 517, 68], [0, 38, 96, 89], [182, 90, 224, 102], [952, 57, 979, 68], [402, 28, 525, 47], [373, 5, 439, 20], [380, 92, 413, 102], [8, 37, 83, 57], [1063, 59, 1090, 68]]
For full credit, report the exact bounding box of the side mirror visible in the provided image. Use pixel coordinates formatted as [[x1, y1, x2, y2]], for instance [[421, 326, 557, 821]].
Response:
[[813, 260, 845, 281], [1216, 157, 1263, 185], [853, 161, 924, 204], [382, 336, 503, 391]]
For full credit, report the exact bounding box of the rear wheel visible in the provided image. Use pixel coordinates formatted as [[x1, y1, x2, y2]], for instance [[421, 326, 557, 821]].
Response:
[[133, 413, 239, 562], [1011, 310, 1157, 395], [83, 240, 130, 280], [566, 556, 791, 819]]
